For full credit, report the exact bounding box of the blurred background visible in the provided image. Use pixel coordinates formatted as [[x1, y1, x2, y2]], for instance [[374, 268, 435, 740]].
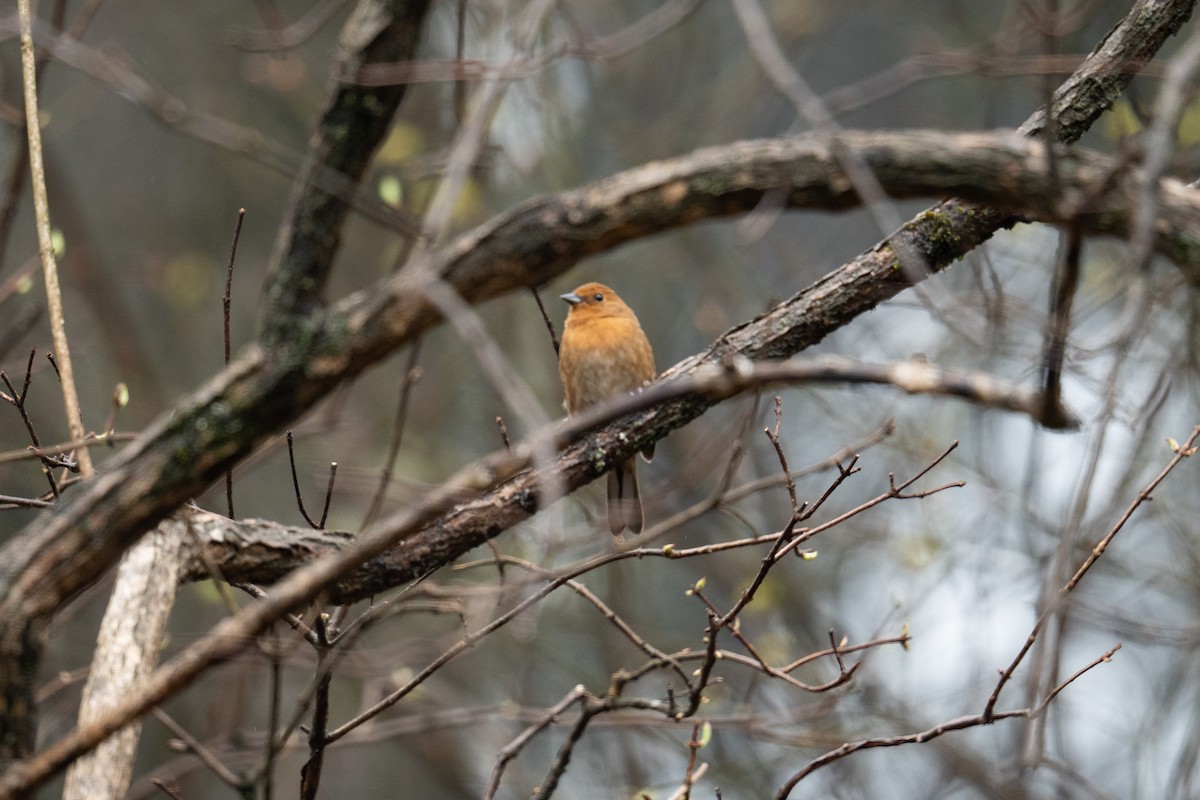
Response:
[[2, 1, 1199, 798]]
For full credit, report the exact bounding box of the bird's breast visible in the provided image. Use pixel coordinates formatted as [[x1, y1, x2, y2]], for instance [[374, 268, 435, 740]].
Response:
[[559, 318, 655, 412]]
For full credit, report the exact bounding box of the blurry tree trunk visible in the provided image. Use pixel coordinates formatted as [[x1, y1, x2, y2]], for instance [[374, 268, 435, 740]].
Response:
[[24, 0, 436, 787], [61, 521, 186, 800]]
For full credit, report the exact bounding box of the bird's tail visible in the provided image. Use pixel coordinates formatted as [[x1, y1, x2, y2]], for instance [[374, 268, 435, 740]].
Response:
[[607, 457, 643, 537]]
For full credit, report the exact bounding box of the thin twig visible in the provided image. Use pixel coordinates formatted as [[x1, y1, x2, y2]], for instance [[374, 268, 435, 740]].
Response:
[[263, 628, 282, 800], [224, 208, 246, 519], [2, 353, 60, 498], [774, 441, 962, 560], [763, 396, 799, 514], [495, 416, 511, 450], [482, 686, 585, 800], [984, 426, 1200, 719], [287, 430, 336, 529], [150, 779, 185, 800], [152, 708, 246, 790], [1039, 224, 1082, 427], [227, 0, 348, 51], [18, 0, 92, 477], [299, 624, 332, 800], [0, 494, 54, 510], [775, 643, 1121, 799], [0, 431, 138, 466], [362, 339, 424, 528], [531, 286, 561, 357]]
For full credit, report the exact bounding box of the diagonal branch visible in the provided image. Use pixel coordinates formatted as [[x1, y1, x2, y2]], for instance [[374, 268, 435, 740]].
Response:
[[3, 129, 1197, 689], [1, 128, 1196, 675], [6, 0, 1190, 644]]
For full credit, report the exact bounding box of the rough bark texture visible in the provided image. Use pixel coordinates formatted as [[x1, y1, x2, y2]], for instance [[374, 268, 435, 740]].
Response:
[[61, 524, 187, 800], [261, 0, 434, 333], [0, 0, 434, 768], [0, 129, 1196, 775]]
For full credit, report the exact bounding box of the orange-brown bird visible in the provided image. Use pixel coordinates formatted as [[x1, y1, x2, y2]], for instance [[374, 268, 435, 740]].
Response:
[[558, 282, 657, 536]]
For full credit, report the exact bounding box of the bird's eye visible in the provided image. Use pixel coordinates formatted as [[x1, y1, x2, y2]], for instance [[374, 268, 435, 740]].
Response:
[[593, 293, 604, 302]]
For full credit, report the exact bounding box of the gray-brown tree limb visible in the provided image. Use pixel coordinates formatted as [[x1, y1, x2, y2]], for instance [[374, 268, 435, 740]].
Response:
[[45, 4, 438, 797], [5, 127, 1200, 796], [8, 128, 1199, 652], [60, 524, 187, 800], [178, 354, 1079, 599]]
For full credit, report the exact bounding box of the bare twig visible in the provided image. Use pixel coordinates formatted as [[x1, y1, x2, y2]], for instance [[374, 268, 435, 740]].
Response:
[[345, 0, 705, 85], [984, 426, 1200, 719], [775, 644, 1120, 799], [223, 208, 246, 519], [0, 432, 137, 466], [299, 627, 333, 800], [262, 630, 283, 800], [362, 339, 424, 528], [531, 286, 561, 357], [482, 686, 586, 800], [774, 441, 963, 560], [0, 494, 54, 510], [227, 0, 348, 51], [1131, 20, 1200, 272], [287, 431, 337, 529], [150, 779, 185, 800], [1040, 224, 1082, 427], [151, 708, 245, 790], [495, 416, 511, 450], [763, 396, 799, 514], [18, 0, 92, 477], [2, 352, 60, 498]]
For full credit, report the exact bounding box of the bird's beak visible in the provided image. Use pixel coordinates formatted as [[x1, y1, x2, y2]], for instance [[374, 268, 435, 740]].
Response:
[[560, 291, 582, 306]]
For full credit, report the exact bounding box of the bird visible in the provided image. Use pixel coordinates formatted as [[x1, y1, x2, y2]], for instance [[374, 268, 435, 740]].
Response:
[[558, 282, 657, 536]]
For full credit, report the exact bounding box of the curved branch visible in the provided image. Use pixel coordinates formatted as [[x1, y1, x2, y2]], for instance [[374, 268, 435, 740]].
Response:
[[4, 128, 1197, 670], [5, 0, 1188, 645]]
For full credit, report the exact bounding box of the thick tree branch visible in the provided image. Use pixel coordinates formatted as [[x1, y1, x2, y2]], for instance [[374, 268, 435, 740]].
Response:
[[9, 129, 1197, 636], [260, 0, 432, 333], [4, 0, 1187, 647], [2, 126, 1197, 684], [180, 354, 1078, 598]]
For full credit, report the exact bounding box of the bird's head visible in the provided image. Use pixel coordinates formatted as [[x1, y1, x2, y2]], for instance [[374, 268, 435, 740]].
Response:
[[560, 282, 636, 321]]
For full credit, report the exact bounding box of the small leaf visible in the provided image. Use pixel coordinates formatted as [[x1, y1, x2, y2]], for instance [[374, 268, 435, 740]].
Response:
[[379, 175, 403, 208]]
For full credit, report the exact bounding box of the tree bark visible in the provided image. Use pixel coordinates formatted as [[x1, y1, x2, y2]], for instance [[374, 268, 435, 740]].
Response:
[[61, 523, 187, 800]]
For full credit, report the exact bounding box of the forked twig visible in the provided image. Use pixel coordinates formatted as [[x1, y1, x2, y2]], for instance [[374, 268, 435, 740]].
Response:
[[984, 426, 1200, 719], [482, 686, 586, 799], [287, 431, 337, 529], [776, 644, 1120, 799]]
